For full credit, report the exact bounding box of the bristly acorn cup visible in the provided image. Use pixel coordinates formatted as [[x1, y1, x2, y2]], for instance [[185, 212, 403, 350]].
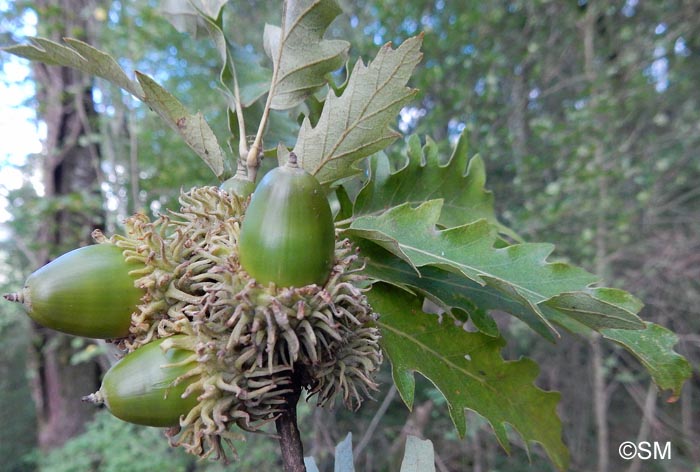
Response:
[[5, 157, 381, 461], [115, 179, 382, 460]]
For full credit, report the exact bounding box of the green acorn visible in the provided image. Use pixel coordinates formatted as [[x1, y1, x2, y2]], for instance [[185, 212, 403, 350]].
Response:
[[238, 152, 335, 287], [4, 243, 143, 339], [97, 186, 381, 460], [83, 335, 200, 427]]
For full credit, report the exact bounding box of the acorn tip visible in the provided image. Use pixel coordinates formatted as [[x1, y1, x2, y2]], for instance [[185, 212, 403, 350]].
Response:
[[3, 292, 22, 303], [82, 391, 104, 405]]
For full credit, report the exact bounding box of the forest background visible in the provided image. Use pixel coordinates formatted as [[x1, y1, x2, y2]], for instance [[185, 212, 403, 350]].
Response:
[[0, 0, 698, 471]]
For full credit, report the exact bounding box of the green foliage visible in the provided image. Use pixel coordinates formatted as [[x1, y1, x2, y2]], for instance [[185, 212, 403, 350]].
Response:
[[353, 133, 518, 239], [349, 199, 645, 333], [288, 34, 421, 185], [2, 0, 696, 470], [0, 322, 36, 472], [34, 409, 287, 472], [601, 323, 692, 397], [357, 240, 506, 338], [35, 411, 195, 472], [368, 284, 569, 470]]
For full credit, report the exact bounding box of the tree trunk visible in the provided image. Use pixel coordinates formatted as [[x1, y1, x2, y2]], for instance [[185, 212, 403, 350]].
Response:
[[581, 4, 610, 472], [30, 0, 105, 450], [590, 335, 609, 472], [627, 383, 657, 472], [508, 62, 530, 178], [680, 377, 698, 463]]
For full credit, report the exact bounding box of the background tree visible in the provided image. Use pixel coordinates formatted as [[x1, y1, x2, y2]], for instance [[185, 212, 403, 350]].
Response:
[[1, 1, 698, 471], [333, 2, 700, 470], [17, 0, 105, 451]]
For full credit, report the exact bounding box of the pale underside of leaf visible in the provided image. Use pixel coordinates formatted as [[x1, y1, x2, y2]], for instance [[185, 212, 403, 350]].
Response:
[[3, 37, 143, 97], [190, 2, 270, 108], [160, 0, 229, 38], [4, 37, 227, 178], [400, 436, 436, 472], [303, 457, 320, 472], [263, 0, 350, 111], [334, 432, 354, 472], [136, 72, 225, 177], [288, 34, 423, 186]]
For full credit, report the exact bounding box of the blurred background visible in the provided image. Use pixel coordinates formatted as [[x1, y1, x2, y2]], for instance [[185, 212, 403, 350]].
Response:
[[0, 0, 698, 470]]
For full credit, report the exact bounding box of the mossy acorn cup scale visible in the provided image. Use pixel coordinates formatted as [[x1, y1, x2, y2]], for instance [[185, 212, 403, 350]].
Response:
[[238, 153, 335, 287], [4, 243, 144, 339]]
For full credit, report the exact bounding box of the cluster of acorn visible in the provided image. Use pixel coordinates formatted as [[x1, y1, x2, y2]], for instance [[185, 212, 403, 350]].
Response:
[[5, 155, 382, 460]]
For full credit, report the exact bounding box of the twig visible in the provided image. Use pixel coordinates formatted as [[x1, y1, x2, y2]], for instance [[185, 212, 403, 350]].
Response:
[[276, 374, 306, 472], [354, 384, 397, 460], [231, 60, 249, 169], [247, 0, 289, 182]]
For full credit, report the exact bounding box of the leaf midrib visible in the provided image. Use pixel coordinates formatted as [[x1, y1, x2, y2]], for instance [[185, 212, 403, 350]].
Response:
[[313, 71, 414, 174], [378, 319, 491, 387]]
